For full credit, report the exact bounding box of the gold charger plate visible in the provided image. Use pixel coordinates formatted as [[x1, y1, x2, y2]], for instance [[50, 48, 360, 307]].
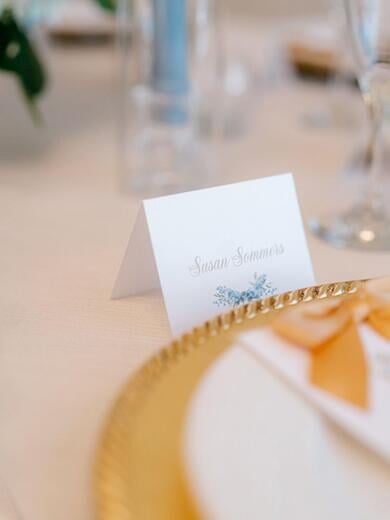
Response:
[[95, 280, 362, 520]]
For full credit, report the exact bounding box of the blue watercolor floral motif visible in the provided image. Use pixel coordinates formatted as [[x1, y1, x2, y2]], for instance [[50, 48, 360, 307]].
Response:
[[214, 273, 276, 307]]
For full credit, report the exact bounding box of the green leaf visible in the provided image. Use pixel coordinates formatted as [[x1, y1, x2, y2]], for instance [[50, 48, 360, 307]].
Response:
[[94, 0, 116, 13], [0, 7, 46, 117]]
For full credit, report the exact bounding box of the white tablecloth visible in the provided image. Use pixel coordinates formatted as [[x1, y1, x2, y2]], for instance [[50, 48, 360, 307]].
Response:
[[1, 22, 389, 520]]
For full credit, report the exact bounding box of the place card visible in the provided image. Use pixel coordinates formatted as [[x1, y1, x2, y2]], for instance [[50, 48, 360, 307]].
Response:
[[112, 173, 315, 336]]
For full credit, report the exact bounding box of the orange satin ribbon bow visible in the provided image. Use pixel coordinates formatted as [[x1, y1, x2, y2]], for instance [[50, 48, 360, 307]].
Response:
[[272, 279, 390, 409]]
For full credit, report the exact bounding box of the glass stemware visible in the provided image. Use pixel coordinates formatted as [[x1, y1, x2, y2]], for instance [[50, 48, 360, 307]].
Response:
[[310, 0, 390, 250], [0, 474, 22, 520]]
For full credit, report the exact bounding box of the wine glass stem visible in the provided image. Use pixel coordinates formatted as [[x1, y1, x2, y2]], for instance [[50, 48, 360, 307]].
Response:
[[364, 98, 385, 213]]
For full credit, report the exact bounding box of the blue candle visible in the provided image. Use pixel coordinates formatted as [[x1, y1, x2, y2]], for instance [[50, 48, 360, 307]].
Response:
[[152, 0, 188, 96]]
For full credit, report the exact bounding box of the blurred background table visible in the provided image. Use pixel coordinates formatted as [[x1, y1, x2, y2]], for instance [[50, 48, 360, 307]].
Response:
[[1, 15, 390, 520]]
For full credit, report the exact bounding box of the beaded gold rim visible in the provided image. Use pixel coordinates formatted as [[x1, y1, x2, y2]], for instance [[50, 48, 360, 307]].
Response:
[[95, 280, 363, 519]]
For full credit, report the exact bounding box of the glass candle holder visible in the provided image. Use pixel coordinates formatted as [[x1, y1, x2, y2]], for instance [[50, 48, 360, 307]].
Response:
[[117, 0, 220, 197]]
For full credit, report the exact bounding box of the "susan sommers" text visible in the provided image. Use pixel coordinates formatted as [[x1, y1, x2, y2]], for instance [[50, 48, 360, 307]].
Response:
[[189, 244, 285, 277]]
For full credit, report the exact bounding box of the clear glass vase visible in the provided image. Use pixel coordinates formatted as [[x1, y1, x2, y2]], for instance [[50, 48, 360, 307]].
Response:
[[117, 0, 221, 197]]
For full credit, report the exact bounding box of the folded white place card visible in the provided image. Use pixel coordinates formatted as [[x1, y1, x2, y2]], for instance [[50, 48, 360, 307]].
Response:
[[112, 173, 315, 336]]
